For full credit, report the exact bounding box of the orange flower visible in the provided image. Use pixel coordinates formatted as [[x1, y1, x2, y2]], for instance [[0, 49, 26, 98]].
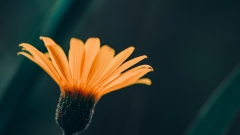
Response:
[[18, 37, 153, 100], [18, 37, 153, 134]]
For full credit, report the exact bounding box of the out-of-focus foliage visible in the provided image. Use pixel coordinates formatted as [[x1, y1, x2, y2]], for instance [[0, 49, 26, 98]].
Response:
[[185, 64, 240, 135]]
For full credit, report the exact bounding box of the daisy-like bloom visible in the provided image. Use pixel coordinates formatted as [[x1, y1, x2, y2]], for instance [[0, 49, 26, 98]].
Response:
[[18, 37, 153, 135]]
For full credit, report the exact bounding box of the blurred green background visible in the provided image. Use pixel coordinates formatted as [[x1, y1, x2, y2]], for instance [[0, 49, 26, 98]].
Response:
[[0, 0, 240, 135]]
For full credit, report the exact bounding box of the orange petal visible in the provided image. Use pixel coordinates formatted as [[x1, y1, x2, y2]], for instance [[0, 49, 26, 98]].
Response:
[[100, 64, 152, 87], [40, 36, 72, 89], [86, 45, 115, 90], [68, 38, 85, 88], [99, 55, 148, 86], [102, 67, 153, 90], [93, 46, 135, 87], [18, 44, 63, 90], [96, 68, 152, 98], [99, 69, 152, 96], [135, 78, 152, 85], [115, 55, 147, 73], [80, 38, 100, 88]]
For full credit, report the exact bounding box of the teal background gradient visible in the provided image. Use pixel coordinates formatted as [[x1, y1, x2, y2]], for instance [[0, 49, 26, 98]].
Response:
[[0, 0, 240, 135]]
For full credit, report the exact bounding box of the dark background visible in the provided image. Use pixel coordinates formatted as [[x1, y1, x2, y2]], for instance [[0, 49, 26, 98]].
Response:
[[0, 0, 240, 135]]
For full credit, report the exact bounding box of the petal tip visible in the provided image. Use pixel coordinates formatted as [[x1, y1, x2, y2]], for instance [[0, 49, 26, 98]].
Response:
[[39, 36, 47, 40], [129, 46, 135, 50], [19, 43, 26, 47], [89, 37, 100, 39], [143, 79, 152, 86], [148, 66, 154, 71], [136, 78, 152, 86], [87, 37, 100, 41], [40, 36, 56, 45], [70, 37, 79, 40], [87, 37, 100, 44], [146, 81, 152, 86]]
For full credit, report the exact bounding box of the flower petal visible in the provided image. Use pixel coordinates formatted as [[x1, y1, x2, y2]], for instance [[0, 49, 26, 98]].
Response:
[[17, 51, 34, 61], [18, 44, 63, 90], [93, 46, 135, 87], [99, 64, 152, 87], [102, 65, 153, 90], [68, 38, 85, 89], [96, 68, 153, 98], [115, 55, 147, 73], [40, 36, 73, 89], [86, 45, 115, 90], [99, 55, 148, 86], [135, 78, 152, 85], [80, 38, 100, 88]]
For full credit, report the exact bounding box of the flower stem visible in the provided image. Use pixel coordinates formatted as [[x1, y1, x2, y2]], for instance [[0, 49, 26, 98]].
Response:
[[63, 131, 73, 135]]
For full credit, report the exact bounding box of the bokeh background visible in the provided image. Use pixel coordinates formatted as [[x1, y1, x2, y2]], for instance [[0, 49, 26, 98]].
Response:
[[0, 0, 240, 135]]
